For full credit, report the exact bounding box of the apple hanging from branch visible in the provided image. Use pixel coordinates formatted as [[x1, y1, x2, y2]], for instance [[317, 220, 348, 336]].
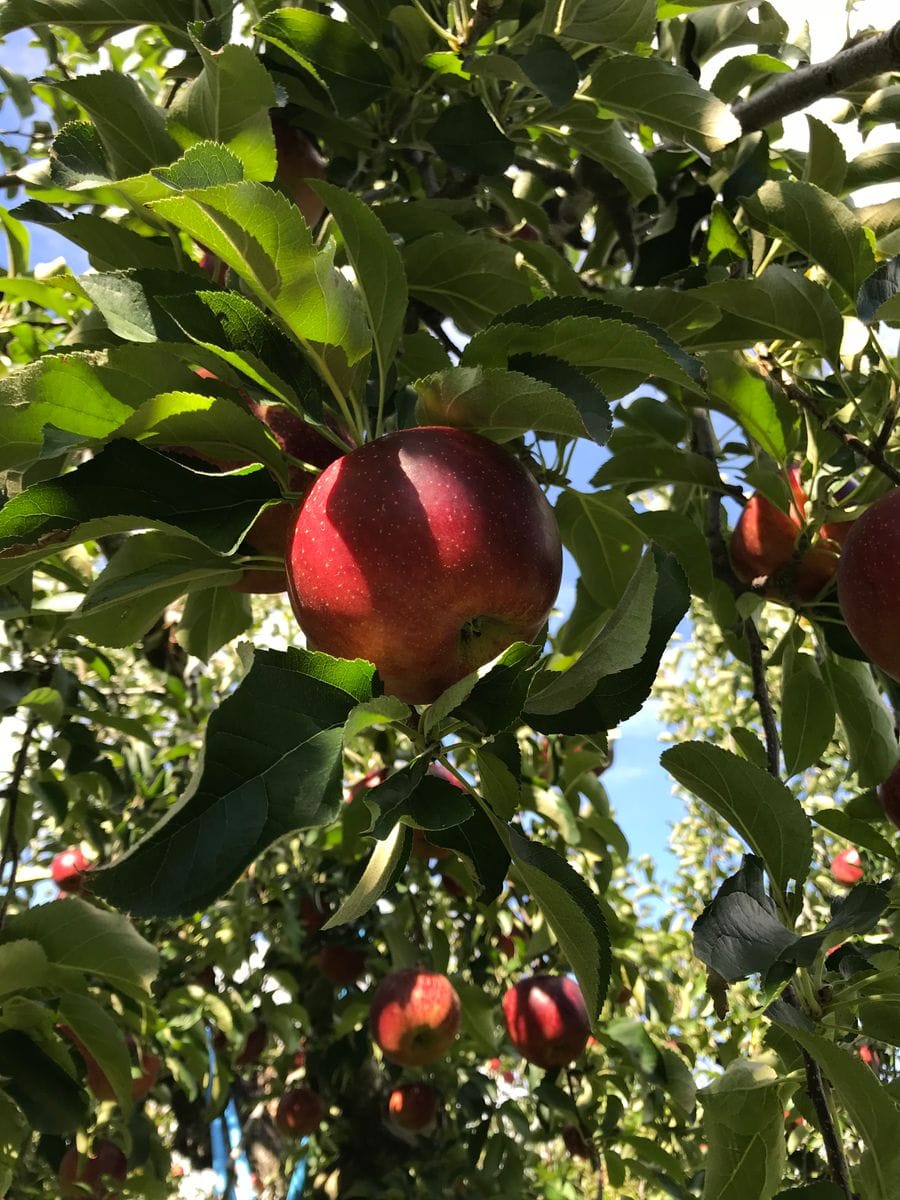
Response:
[[502, 975, 590, 1068], [837, 488, 900, 681], [370, 968, 461, 1066]]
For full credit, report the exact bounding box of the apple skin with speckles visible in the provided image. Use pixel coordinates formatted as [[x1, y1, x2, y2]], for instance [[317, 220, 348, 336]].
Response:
[[502, 975, 590, 1069], [369, 968, 461, 1066], [837, 489, 900, 681], [286, 427, 562, 703]]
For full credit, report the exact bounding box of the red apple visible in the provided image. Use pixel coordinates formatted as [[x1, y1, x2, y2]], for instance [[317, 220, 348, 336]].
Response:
[[562, 1124, 591, 1159], [300, 894, 328, 935], [51, 848, 90, 893], [318, 943, 367, 987], [837, 489, 900, 680], [878, 761, 900, 828], [387, 1082, 439, 1132], [440, 872, 467, 898], [830, 848, 863, 886], [347, 766, 389, 802], [62, 1027, 161, 1104], [198, 250, 228, 285], [370, 968, 461, 1066], [236, 1022, 268, 1066], [59, 1140, 127, 1200], [272, 117, 327, 229], [497, 933, 516, 959], [411, 828, 451, 862], [858, 1043, 881, 1070], [287, 427, 562, 703], [502, 975, 590, 1068], [275, 1086, 324, 1136]]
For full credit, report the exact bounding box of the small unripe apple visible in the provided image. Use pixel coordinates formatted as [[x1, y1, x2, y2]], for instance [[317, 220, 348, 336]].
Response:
[[271, 116, 327, 229], [275, 1086, 324, 1136], [318, 943, 367, 987], [387, 1082, 439, 1132], [51, 848, 90, 893], [59, 1140, 127, 1200], [830, 847, 863, 886], [502, 975, 590, 1069], [287, 427, 562, 703], [370, 968, 461, 1066], [236, 1021, 268, 1066], [837, 489, 900, 681], [878, 761, 900, 828], [562, 1123, 590, 1160]]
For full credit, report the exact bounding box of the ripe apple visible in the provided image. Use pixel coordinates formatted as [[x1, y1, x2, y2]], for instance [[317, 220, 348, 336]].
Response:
[[236, 1021, 268, 1066], [830, 847, 863, 886], [370, 968, 461, 1066], [878, 761, 900, 828], [51, 848, 90, 894], [275, 1086, 324, 1137], [347, 766, 389, 802], [62, 1027, 161, 1103], [59, 1140, 127, 1200], [271, 116, 327, 229], [300, 894, 328, 934], [562, 1124, 591, 1160], [287, 427, 562, 703], [318, 943, 367, 987], [387, 1082, 439, 1132], [502, 975, 590, 1068], [837, 488, 900, 681], [858, 1043, 881, 1070]]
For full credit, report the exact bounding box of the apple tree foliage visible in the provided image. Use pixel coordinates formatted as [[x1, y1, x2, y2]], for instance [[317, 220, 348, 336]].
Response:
[[0, 0, 899, 1196]]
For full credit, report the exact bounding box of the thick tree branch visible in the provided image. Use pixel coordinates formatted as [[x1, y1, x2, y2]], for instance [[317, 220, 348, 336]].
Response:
[[734, 22, 900, 132], [0, 716, 38, 929]]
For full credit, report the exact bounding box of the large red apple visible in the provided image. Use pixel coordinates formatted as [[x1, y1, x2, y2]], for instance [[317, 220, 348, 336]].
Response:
[[502, 975, 590, 1068], [878, 761, 900, 828], [287, 427, 562, 703], [275, 1086, 324, 1137], [59, 1140, 127, 1200], [387, 1082, 440, 1132], [272, 116, 327, 229], [370, 968, 461, 1066], [318, 943, 367, 987], [837, 488, 900, 680], [51, 848, 90, 893], [830, 847, 863, 886]]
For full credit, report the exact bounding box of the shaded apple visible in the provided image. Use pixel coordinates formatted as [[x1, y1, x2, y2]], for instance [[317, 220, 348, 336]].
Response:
[[287, 427, 562, 703], [370, 968, 461, 1066], [502, 975, 590, 1068], [275, 1086, 324, 1137], [300, 894, 328, 935], [236, 1021, 268, 1066], [347, 766, 389, 802], [51, 848, 90, 894], [837, 488, 900, 681], [61, 1027, 161, 1104], [318, 943, 367, 987], [830, 848, 863, 886], [388, 1082, 439, 1132], [272, 117, 327, 229], [59, 1140, 127, 1200], [878, 761, 900, 828], [562, 1124, 591, 1160]]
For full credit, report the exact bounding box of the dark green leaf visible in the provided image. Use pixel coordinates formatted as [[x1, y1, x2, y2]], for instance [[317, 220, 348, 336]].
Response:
[[693, 857, 796, 982], [517, 37, 579, 109], [429, 98, 514, 175], [415, 365, 586, 441], [0, 1032, 87, 1135], [507, 355, 611, 445], [781, 667, 836, 776], [700, 1058, 789, 1200], [176, 587, 253, 661], [857, 257, 900, 325]]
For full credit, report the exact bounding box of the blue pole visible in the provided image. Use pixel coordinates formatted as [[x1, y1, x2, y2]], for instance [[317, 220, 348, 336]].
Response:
[[285, 1142, 309, 1200]]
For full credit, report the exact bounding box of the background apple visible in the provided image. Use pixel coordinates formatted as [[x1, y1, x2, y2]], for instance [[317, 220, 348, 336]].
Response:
[[878, 761, 900, 828], [387, 1082, 439, 1132], [837, 488, 900, 680], [830, 848, 863, 886], [59, 1140, 127, 1200], [271, 114, 327, 228], [236, 1021, 268, 1066], [370, 968, 461, 1066], [275, 1086, 324, 1137], [562, 1123, 590, 1159], [502, 975, 590, 1068], [318, 943, 367, 987], [51, 847, 90, 893], [287, 426, 562, 703]]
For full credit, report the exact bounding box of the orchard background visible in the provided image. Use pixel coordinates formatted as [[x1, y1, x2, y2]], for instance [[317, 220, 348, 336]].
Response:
[[1, 0, 900, 1196]]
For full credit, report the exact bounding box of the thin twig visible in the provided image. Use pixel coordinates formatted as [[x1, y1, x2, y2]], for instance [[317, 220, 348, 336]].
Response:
[[0, 716, 38, 929], [733, 22, 900, 132], [459, 0, 504, 47], [744, 619, 781, 777]]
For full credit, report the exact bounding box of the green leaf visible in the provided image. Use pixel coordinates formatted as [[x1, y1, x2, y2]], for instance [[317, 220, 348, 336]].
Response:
[[78, 267, 215, 343], [0, 440, 280, 560], [313, 182, 407, 393], [507, 355, 611, 445], [781, 668, 836, 777], [586, 55, 741, 155], [0, 898, 158, 1000], [321, 823, 411, 930], [508, 827, 610, 1020], [153, 139, 244, 189], [404, 234, 533, 333], [772, 1022, 900, 1200], [0, 1090, 28, 1198], [425, 802, 510, 901], [0, 941, 48, 996], [843, 143, 900, 194], [823, 659, 900, 788], [343, 695, 412, 742], [0, 1031, 87, 1135], [167, 43, 277, 180], [704, 352, 791, 462], [71, 533, 242, 648], [592, 447, 723, 491], [46, 71, 180, 179], [0, 205, 29, 277], [517, 37, 579, 109], [700, 1059, 790, 1200], [661, 743, 812, 896], [562, 0, 655, 47], [857, 258, 900, 326], [150, 180, 370, 363], [566, 118, 657, 201], [742, 180, 876, 303], [429, 98, 514, 175], [58, 993, 133, 1115], [803, 115, 847, 196], [556, 488, 643, 609], [91, 648, 372, 916], [693, 857, 797, 982], [475, 750, 521, 821], [174, 587, 251, 661], [415, 365, 587, 442], [457, 642, 540, 736], [255, 9, 390, 117], [0, 1, 191, 37], [634, 510, 714, 598], [14, 201, 180, 273], [528, 553, 656, 714], [810, 810, 897, 863]]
